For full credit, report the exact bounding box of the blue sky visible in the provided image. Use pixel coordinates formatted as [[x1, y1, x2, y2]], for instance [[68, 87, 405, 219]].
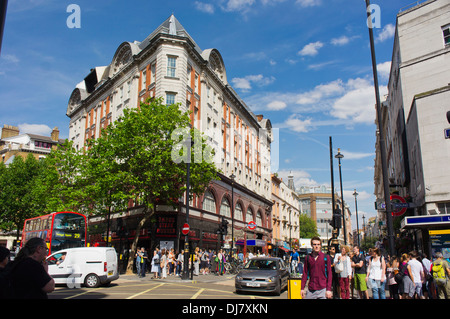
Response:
[[0, 0, 417, 229]]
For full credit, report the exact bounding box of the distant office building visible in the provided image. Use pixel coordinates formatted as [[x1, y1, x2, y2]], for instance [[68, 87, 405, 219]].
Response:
[[297, 185, 351, 247]]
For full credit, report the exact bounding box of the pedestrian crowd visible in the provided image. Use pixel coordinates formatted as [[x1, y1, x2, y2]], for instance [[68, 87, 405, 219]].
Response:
[[133, 246, 258, 279], [1, 237, 450, 300], [299, 236, 450, 299]]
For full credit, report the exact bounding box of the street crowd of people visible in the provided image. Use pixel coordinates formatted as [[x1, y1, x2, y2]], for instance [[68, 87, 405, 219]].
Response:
[[298, 236, 450, 299], [1, 237, 450, 300], [134, 246, 258, 279]]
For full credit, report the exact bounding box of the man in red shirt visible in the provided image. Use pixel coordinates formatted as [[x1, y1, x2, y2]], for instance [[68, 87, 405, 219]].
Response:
[[301, 236, 332, 299]]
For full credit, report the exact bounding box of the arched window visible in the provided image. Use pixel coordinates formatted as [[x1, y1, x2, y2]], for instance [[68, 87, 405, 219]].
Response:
[[220, 198, 231, 217], [246, 207, 254, 223], [256, 211, 263, 227], [234, 203, 243, 221], [202, 190, 216, 214]]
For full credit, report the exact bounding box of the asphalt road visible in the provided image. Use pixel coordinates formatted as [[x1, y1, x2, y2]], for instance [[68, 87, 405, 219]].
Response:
[[49, 273, 289, 300]]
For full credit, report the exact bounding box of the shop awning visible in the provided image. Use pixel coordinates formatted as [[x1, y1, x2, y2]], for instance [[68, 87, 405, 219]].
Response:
[[278, 246, 289, 252], [401, 214, 450, 230]]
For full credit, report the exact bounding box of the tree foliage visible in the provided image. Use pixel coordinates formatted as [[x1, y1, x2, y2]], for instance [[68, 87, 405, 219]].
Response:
[[299, 213, 319, 238], [84, 97, 218, 273], [0, 154, 46, 238]]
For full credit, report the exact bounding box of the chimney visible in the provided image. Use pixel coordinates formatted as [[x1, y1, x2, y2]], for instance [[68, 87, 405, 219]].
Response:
[[51, 127, 59, 142], [256, 114, 264, 121], [1, 125, 20, 139]]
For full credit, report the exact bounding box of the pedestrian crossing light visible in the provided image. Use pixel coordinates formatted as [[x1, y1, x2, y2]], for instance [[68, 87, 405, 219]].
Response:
[[221, 217, 229, 235]]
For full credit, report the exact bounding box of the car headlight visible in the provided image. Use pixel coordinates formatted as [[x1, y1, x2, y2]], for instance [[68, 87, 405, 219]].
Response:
[[236, 276, 242, 281], [267, 276, 276, 282]]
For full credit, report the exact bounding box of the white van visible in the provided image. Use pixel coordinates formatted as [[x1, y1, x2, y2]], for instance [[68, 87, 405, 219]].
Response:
[[47, 247, 119, 288]]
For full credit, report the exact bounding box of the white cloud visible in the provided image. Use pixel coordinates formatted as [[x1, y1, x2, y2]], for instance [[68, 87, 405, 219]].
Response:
[[330, 77, 388, 124], [296, 79, 345, 105], [267, 100, 287, 110], [284, 114, 313, 133], [338, 150, 374, 160], [231, 74, 275, 91], [17, 123, 52, 136], [194, 1, 215, 14], [331, 36, 350, 46], [1, 54, 20, 64], [298, 41, 324, 56], [375, 24, 395, 43], [295, 0, 322, 8], [220, 0, 255, 12], [377, 61, 391, 82]]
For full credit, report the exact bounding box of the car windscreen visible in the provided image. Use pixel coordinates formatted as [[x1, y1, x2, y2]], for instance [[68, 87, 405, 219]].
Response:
[[244, 259, 277, 270]]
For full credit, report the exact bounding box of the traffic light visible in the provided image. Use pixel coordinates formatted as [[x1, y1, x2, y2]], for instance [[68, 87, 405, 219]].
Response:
[[334, 207, 342, 229], [329, 207, 342, 229], [221, 217, 229, 235]]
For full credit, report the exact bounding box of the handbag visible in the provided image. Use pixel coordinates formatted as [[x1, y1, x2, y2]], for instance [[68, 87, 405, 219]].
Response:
[[335, 260, 344, 273]]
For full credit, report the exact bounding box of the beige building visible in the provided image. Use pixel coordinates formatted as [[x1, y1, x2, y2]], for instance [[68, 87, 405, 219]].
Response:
[[0, 124, 64, 165], [271, 174, 300, 251], [375, 0, 450, 252], [66, 15, 274, 252], [297, 185, 352, 248]]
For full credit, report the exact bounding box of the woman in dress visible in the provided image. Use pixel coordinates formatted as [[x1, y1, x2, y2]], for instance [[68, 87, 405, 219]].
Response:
[[160, 249, 168, 279], [151, 250, 160, 279]]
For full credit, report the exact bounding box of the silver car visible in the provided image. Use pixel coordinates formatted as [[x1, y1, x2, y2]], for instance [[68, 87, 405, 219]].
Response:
[[235, 257, 289, 296]]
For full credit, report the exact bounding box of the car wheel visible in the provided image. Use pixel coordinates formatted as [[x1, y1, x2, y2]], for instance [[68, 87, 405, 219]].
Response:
[[84, 273, 100, 288], [274, 280, 281, 296]]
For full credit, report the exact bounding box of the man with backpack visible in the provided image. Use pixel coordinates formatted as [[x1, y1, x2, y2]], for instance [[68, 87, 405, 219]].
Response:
[[301, 237, 332, 299], [432, 252, 450, 299]]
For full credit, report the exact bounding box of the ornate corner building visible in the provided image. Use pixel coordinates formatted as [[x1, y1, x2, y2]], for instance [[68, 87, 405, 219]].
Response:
[[66, 15, 274, 254]]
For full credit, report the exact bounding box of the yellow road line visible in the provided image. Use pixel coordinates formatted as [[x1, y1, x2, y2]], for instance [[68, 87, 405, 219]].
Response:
[[64, 288, 101, 299], [126, 283, 165, 299], [191, 288, 205, 299]]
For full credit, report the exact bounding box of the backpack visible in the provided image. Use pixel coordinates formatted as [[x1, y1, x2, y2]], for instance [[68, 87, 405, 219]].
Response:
[[432, 261, 447, 285], [394, 262, 407, 284]]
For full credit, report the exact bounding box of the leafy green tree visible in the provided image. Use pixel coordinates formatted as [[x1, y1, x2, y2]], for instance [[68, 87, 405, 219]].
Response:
[[0, 154, 45, 240], [299, 213, 319, 238], [31, 140, 92, 214], [85, 97, 218, 273]]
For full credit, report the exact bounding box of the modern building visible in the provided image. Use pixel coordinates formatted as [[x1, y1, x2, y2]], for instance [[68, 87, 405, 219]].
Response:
[[375, 0, 450, 255], [297, 185, 351, 248], [271, 173, 300, 254], [66, 15, 274, 253], [0, 124, 64, 165]]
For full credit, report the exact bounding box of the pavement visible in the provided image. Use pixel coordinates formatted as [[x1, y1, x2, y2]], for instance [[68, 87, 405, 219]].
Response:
[[116, 271, 236, 286]]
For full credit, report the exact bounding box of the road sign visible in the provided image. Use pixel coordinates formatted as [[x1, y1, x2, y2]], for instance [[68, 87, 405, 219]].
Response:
[[181, 223, 190, 235], [247, 221, 257, 230], [390, 194, 407, 217]]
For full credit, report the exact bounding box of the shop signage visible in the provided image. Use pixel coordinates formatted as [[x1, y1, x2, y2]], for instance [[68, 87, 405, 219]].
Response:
[[247, 221, 257, 230], [156, 215, 177, 237]]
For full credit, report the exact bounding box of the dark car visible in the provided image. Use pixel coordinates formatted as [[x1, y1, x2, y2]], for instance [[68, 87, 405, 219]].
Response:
[[235, 257, 289, 295]]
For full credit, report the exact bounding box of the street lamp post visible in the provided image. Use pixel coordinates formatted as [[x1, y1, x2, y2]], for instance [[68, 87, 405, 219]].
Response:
[[230, 173, 236, 251], [365, 0, 395, 257], [182, 137, 194, 280], [353, 189, 360, 248], [362, 214, 366, 248], [335, 148, 347, 245]]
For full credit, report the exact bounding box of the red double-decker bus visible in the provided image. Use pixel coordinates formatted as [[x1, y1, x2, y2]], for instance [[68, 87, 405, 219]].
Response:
[[22, 211, 87, 255]]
